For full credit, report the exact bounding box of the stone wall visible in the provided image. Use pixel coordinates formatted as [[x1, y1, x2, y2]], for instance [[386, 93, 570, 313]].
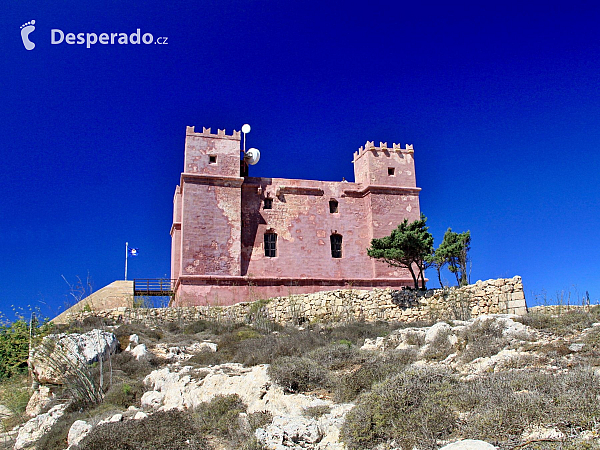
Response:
[[59, 277, 526, 326]]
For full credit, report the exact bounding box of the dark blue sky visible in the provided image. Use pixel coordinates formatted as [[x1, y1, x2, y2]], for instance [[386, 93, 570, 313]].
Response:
[[2, 1, 599, 319]]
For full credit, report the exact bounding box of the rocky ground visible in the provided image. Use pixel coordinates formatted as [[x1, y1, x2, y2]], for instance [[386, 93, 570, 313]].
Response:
[[1, 305, 600, 450]]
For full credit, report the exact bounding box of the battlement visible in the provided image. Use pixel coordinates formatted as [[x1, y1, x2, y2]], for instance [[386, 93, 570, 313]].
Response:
[[353, 141, 414, 162], [186, 125, 241, 140]]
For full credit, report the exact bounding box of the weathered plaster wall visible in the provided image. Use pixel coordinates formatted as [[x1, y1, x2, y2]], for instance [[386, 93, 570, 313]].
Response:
[[181, 181, 242, 276], [171, 127, 424, 305], [60, 277, 527, 325], [241, 178, 377, 279], [184, 126, 241, 177]]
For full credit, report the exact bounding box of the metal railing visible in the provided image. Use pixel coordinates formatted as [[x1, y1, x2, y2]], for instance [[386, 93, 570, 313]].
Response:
[[133, 278, 175, 296]]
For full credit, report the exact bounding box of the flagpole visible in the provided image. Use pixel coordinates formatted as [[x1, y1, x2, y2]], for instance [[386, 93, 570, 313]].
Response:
[[125, 242, 128, 281]]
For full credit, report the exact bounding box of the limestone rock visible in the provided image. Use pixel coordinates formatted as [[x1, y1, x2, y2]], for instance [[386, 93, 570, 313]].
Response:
[[142, 363, 353, 447], [67, 420, 92, 447], [14, 403, 66, 450], [130, 343, 149, 360], [134, 411, 148, 420], [439, 440, 497, 449], [29, 330, 118, 384], [0, 404, 13, 419], [25, 385, 54, 417], [522, 425, 565, 441]]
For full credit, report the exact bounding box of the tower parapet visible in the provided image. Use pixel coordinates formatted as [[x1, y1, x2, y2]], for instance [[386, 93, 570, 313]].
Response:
[[353, 141, 416, 187], [184, 126, 242, 178]]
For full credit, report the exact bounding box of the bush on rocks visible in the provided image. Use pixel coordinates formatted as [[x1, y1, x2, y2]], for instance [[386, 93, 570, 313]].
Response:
[[341, 367, 457, 450], [76, 410, 208, 450], [268, 356, 329, 393]]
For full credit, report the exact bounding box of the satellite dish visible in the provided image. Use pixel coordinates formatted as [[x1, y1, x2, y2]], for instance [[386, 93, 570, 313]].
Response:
[[245, 148, 260, 165], [241, 124, 251, 134]]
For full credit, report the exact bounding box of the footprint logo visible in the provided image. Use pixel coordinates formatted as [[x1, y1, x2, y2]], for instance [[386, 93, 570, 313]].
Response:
[[20, 20, 36, 50]]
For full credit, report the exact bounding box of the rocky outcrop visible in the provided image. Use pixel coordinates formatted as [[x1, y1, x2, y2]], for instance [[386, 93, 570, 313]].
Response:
[[29, 330, 118, 384], [141, 363, 352, 448], [14, 404, 66, 450]]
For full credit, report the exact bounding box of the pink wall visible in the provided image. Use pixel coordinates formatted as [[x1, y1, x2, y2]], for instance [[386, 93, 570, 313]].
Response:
[[171, 127, 423, 306]]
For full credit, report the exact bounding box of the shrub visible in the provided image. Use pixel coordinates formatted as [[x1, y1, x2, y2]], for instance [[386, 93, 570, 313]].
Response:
[[307, 343, 358, 370], [302, 405, 331, 419], [194, 394, 247, 441], [460, 318, 507, 362], [321, 321, 406, 346], [454, 367, 600, 444], [231, 327, 329, 367], [341, 367, 457, 450], [517, 308, 600, 336], [0, 374, 31, 430], [0, 318, 52, 381], [109, 349, 162, 379], [268, 356, 329, 393], [77, 410, 208, 449], [103, 381, 144, 408], [247, 410, 272, 431], [334, 350, 418, 403], [421, 327, 455, 361]]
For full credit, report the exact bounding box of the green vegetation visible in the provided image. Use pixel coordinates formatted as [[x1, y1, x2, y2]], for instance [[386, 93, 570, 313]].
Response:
[[367, 213, 434, 289], [368, 215, 471, 289], [4, 299, 600, 450], [430, 228, 471, 287], [0, 316, 52, 381]]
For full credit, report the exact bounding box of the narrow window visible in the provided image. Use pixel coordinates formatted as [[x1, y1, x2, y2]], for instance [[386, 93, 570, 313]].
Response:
[[264, 232, 277, 257], [264, 198, 273, 209], [330, 234, 342, 258], [388, 167, 395, 176], [329, 199, 338, 213], [209, 155, 217, 164]]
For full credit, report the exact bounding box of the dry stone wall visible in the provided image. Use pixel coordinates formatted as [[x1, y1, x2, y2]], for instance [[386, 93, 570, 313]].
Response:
[[61, 277, 526, 326]]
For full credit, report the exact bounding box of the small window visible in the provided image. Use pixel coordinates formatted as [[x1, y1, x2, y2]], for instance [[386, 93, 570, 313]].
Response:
[[209, 155, 217, 164], [264, 233, 277, 257], [330, 234, 342, 258], [388, 167, 395, 176], [329, 199, 338, 213], [264, 198, 273, 209]]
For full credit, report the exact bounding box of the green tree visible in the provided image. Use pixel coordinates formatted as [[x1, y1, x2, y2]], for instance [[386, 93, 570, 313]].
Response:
[[435, 228, 471, 287], [425, 249, 447, 288], [367, 214, 434, 289], [0, 314, 52, 381]]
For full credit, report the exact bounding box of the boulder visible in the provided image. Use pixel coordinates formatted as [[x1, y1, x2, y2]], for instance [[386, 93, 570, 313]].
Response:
[[130, 343, 149, 360], [14, 403, 66, 450], [25, 385, 54, 417], [29, 330, 118, 384], [67, 420, 92, 448]]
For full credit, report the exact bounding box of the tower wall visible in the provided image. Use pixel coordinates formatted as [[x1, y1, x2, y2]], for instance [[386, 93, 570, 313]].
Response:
[[176, 127, 243, 279], [171, 127, 423, 306]]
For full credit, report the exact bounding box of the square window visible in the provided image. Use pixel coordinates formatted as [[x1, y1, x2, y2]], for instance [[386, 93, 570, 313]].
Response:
[[329, 200, 338, 213], [388, 167, 395, 176], [264, 198, 273, 209], [209, 155, 217, 164]]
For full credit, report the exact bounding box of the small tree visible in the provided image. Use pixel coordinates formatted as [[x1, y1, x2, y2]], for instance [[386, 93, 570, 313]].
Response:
[[425, 249, 447, 288], [367, 214, 434, 289], [435, 228, 471, 287]]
